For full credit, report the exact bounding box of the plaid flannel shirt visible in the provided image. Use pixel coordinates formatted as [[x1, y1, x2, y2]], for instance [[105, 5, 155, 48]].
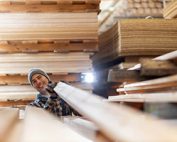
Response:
[[30, 93, 73, 117]]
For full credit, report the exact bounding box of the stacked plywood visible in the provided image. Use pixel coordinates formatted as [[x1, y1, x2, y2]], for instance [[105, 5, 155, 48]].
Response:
[[91, 22, 118, 65], [118, 19, 177, 56], [0, 0, 100, 107], [163, 0, 177, 19]]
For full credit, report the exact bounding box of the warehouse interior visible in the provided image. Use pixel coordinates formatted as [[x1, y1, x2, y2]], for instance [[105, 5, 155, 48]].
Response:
[[1, 0, 177, 141]]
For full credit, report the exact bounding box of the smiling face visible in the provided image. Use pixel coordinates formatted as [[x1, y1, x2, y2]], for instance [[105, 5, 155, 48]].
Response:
[[31, 74, 49, 92]]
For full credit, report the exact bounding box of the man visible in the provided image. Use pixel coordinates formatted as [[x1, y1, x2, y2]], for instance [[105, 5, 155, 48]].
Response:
[[28, 68, 76, 117]]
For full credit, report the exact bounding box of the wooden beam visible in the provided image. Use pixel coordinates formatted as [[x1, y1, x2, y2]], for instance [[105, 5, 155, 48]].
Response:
[[108, 92, 177, 103], [140, 58, 177, 76], [54, 82, 177, 142], [116, 74, 177, 94], [129, 50, 177, 70]]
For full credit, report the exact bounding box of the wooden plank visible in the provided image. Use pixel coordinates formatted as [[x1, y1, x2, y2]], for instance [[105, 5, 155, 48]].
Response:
[[163, 0, 177, 19], [140, 58, 177, 76], [21, 106, 92, 142], [0, 108, 19, 142], [0, 13, 98, 41], [116, 74, 177, 94], [108, 92, 177, 103], [54, 82, 177, 142], [108, 69, 146, 83]]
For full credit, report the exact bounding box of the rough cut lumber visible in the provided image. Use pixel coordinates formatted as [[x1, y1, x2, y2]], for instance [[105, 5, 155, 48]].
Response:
[[163, 0, 177, 19], [140, 58, 177, 76], [108, 92, 177, 103], [108, 69, 146, 83], [118, 19, 177, 56], [21, 106, 91, 142], [129, 50, 177, 70], [116, 74, 177, 94], [0, 108, 19, 142], [54, 82, 177, 142], [0, 53, 92, 74]]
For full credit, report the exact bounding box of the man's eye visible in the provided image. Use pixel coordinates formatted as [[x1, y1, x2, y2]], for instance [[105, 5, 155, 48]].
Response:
[[32, 80, 36, 84]]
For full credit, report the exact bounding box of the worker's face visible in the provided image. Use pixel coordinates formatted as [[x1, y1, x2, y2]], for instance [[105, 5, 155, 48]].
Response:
[[31, 74, 49, 92]]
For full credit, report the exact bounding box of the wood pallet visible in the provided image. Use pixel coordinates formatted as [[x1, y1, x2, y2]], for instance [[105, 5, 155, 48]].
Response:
[[163, 0, 177, 19], [0, 53, 92, 74], [0, 0, 100, 12]]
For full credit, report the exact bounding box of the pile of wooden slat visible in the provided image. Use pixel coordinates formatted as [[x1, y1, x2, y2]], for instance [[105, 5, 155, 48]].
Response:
[[119, 19, 177, 56], [107, 50, 177, 96], [94, 19, 177, 69], [0, 0, 100, 12], [163, 0, 177, 19], [0, 13, 98, 53]]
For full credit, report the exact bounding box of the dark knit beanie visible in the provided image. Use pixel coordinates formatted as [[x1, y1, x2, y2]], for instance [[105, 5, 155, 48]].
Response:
[[28, 68, 50, 86]]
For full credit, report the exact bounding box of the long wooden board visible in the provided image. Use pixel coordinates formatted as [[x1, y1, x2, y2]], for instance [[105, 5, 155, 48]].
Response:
[[54, 82, 177, 142]]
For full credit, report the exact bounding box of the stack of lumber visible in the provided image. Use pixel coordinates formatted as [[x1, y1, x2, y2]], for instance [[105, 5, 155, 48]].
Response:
[[0, 0, 100, 107], [92, 22, 118, 66], [118, 19, 177, 56], [107, 50, 177, 97], [0, 13, 98, 53], [0, 0, 100, 13], [94, 19, 177, 69], [163, 0, 177, 19]]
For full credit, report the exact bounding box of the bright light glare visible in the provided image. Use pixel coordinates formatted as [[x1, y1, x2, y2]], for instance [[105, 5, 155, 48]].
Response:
[[82, 72, 95, 83]]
